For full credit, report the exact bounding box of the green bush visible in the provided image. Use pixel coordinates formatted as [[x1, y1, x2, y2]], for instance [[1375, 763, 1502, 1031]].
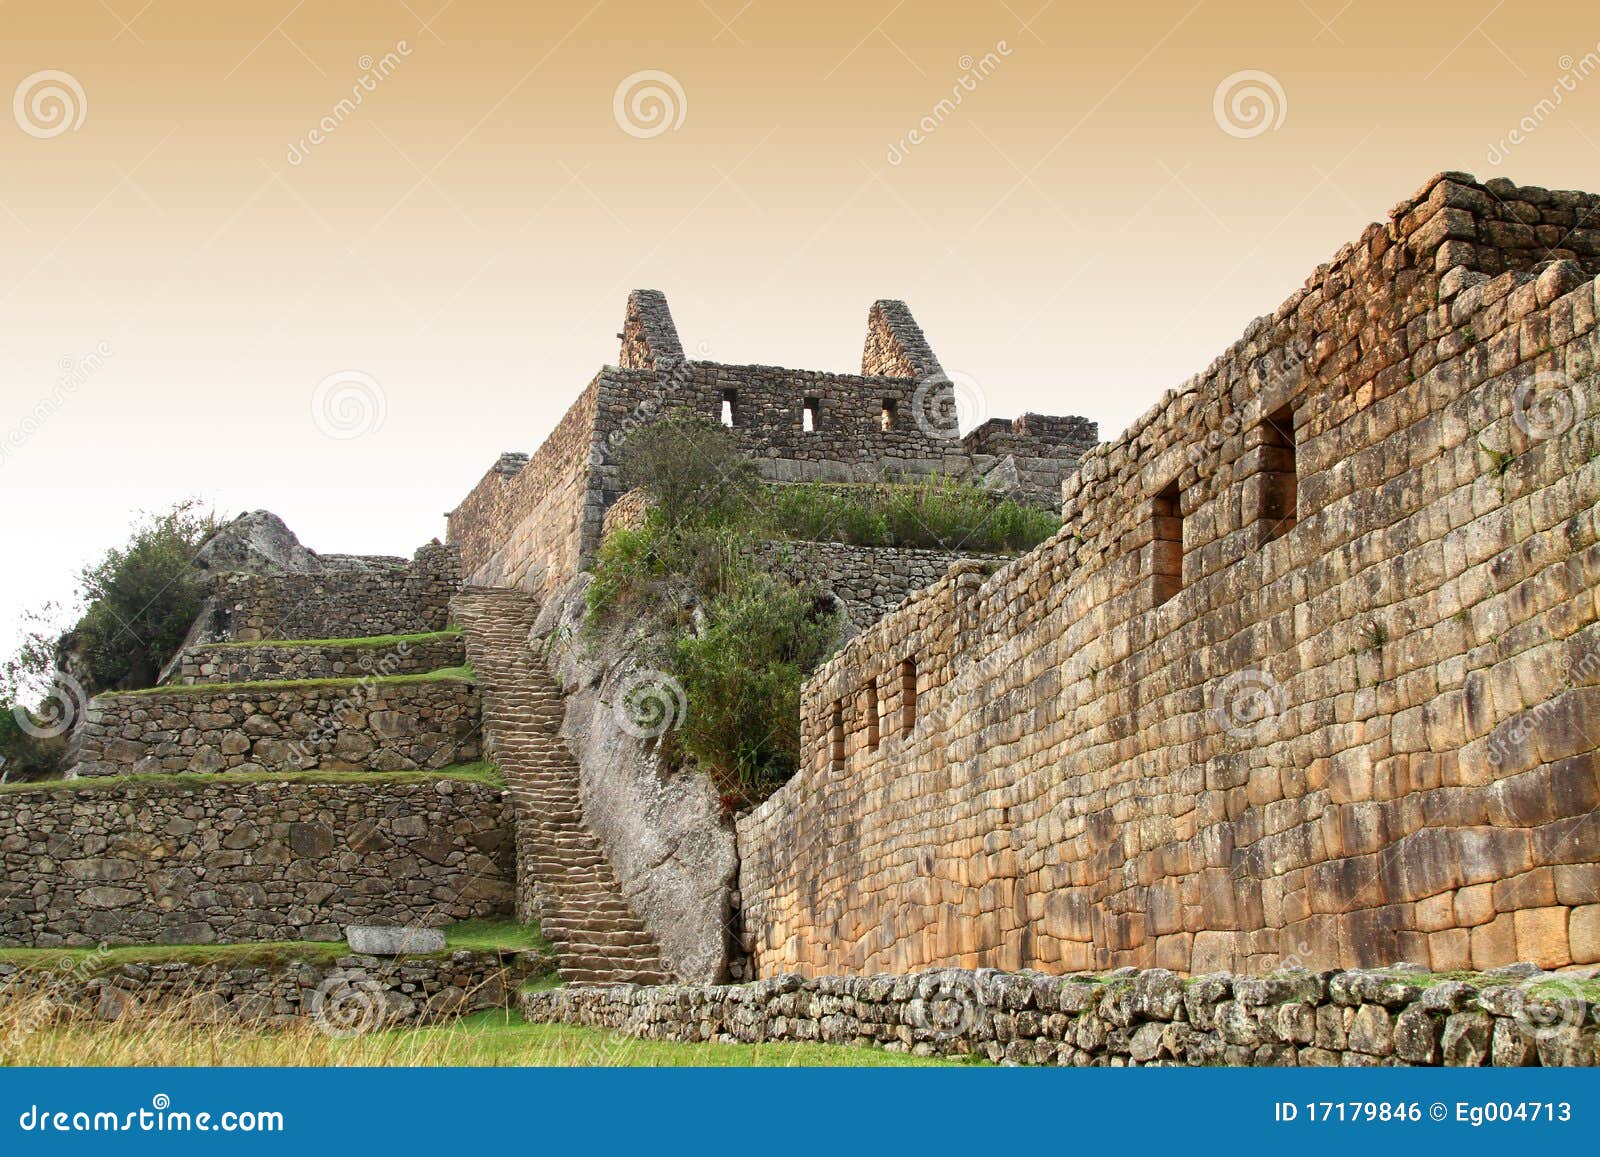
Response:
[[671, 573, 839, 794], [0, 709, 66, 783], [758, 476, 1058, 552], [613, 410, 761, 531], [3, 502, 220, 699]]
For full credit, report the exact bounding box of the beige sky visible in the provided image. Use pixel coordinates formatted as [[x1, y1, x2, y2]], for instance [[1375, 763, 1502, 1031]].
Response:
[[2, 0, 1598, 648]]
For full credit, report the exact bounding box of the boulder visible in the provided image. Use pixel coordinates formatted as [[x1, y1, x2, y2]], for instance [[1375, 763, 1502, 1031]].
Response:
[[346, 926, 447, 955]]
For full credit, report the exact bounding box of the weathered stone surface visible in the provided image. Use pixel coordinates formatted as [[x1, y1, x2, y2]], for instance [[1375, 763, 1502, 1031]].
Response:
[[71, 677, 479, 777], [733, 173, 1600, 979], [0, 779, 513, 947], [346, 926, 447, 955], [517, 966, 1599, 1067]]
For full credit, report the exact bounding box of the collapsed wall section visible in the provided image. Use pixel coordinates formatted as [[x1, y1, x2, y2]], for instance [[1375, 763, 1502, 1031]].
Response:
[[199, 543, 459, 643], [0, 777, 514, 947], [738, 173, 1600, 979]]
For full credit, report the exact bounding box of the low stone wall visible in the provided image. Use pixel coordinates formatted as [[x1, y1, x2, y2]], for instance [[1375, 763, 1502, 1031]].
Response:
[[519, 966, 1600, 1067], [71, 677, 480, 776], [0, 777, 515, 947], [0, 948, 539, 1027], [749, 541, 1002, 632], [202, 542, 459, 643], [170, 634, 465, 685]]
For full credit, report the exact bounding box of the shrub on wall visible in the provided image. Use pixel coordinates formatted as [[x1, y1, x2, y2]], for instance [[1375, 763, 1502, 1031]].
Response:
[[759, 476, 1058, 552]]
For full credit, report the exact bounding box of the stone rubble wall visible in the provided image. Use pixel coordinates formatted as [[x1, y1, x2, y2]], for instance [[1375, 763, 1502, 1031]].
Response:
[[0, 948, 536, 1027], [71, 678, 480, 776], [747, 540, 1007, 634], [170, 634, 464, 686], [619, 289, 685, 371], [518, 966, 1600, 1067], [861, 299, 944, 380], [738, 173, 1600, 979], [200, 542, 459, 644], [0, 777, 514, 946]]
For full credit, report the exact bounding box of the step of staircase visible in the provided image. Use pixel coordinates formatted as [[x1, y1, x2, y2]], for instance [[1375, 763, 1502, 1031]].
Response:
[[451, 585, 668, 986]]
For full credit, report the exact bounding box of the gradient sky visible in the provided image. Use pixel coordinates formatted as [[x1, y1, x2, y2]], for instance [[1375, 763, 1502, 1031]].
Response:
[[2, 0, 1597, 652]]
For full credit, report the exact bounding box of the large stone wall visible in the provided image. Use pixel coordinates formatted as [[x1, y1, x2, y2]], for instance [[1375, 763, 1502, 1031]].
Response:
[[200, 542, 459, 643], [447, 378, 605, 600], [170, 633, 464, 685], [519, 965, 1600, 1066], [71, 677, 480, 776], [0, 948, 537, 1027], [738, 172, 1600, 979], [0, 777, 514, 946]]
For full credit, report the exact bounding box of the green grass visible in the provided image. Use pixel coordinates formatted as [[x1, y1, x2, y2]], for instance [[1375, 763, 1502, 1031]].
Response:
[[0, 761, 505, 795], [376, 1009, 969, 1066], [0, 919, 546, 975], [6, 1007, 971, 1067], [199, 629, 461, 650], [103, 665, 475, 696]]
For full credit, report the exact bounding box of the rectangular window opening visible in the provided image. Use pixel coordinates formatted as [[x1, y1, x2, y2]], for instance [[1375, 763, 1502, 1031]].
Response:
[[1256, 403, 1298, 545], [900, 659, 918, 734], [865, 680, 880, 750], [829, 699, 845, 771], [880, 399, 897, 432], [721, 389, 737, 428], [1152, 479, 1183, 606], [802, 397, 819, 433]]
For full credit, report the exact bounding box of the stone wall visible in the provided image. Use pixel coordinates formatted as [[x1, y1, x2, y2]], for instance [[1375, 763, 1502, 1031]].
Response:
[[748, 540, 1005, 633], [446, 295, 1095, 602], [0, 948, 537, 1027], [519, 965, 1600, 1067], [200, 542, 459, 643], [72, 677, 480, 776], [738, 172, 1600, 979], [447, 378, 605, 600], [0, 777, 514, 946], [170, 633, 464, 685], [965, 413, 1102, 510]]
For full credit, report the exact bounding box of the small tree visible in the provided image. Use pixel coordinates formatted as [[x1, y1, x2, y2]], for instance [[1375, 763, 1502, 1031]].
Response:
[[3, 501, 220, 699], [614, 410, 761, 530]]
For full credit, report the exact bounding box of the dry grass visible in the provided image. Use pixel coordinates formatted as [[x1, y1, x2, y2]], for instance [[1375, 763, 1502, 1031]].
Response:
[[0, 998, 958, 1068]]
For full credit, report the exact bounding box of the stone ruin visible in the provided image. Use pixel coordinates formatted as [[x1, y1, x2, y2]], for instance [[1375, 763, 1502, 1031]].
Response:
[[3, 170, 1599, 1066]]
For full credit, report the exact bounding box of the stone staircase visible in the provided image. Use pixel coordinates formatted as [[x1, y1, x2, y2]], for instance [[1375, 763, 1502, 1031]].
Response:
[[452, 586, 669, 985]]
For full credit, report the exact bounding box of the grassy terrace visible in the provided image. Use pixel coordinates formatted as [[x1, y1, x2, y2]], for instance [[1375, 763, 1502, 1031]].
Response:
[[102, 665, 475, 696], [0, 761, 506, 795], [0, 920, 547, 974], [5, 1009, 965, 1066], [196, 629, 462, 650]]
